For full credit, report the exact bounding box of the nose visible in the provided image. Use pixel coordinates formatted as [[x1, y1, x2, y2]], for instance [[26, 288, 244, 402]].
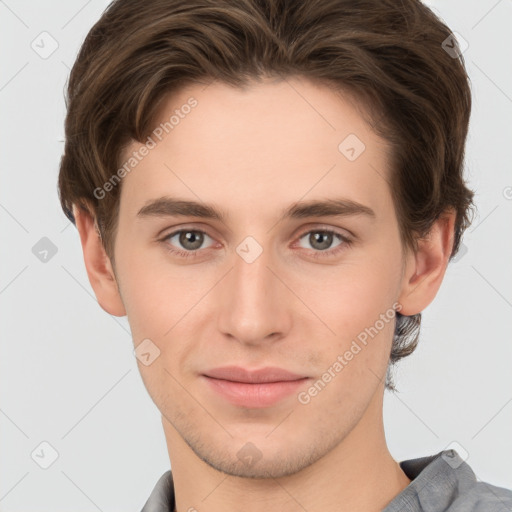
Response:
[[216, 242, 292, 347]]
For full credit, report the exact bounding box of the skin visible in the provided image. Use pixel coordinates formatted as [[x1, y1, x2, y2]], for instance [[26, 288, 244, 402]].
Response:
[[74, 76, 455, 512]]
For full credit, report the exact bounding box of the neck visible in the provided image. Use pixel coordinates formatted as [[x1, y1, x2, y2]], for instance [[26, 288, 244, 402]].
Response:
[[163, 389, 411, 512]]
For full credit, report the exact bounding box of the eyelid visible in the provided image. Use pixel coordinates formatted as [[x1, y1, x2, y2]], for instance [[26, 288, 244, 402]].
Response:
[[157, 222, 215, 238], [293, 223, 354, 242], [159, 223, 352, 241]]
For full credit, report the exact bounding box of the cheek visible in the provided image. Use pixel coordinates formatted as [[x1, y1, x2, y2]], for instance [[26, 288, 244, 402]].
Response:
[[114, 240, 197, 339], [291, 255, 401, 341], [288, 248, 402, 389]]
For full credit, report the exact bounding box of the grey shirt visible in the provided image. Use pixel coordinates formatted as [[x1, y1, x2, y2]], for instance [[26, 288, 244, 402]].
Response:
[[141, 449, 512, 512]]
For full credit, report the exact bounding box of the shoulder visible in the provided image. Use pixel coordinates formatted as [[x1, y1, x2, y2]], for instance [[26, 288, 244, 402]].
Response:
[[385, 449, 512, 512], [453, 474, 512, 511], [440, 450, 512, 511], [140, 470, 175, 512]]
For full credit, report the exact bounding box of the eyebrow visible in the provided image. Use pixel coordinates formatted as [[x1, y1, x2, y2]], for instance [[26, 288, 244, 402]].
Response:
[[136, 196, 376, 223]]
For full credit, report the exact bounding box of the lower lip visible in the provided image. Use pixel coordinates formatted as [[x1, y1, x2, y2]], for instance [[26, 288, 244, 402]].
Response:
[[202, 376, 309, 408]]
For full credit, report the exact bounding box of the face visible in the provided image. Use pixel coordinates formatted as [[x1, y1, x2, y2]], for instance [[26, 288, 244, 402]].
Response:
[[112, 76, 408, 478]]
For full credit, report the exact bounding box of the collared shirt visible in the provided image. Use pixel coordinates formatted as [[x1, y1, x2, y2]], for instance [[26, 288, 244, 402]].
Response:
[[141, 449, 512, 512]]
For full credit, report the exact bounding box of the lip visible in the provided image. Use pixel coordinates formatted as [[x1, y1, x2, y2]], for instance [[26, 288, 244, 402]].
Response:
[[203, 366, 306, 383], [201, 366, 310, 408]]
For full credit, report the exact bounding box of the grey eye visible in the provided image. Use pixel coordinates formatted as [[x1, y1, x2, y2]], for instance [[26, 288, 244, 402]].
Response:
[[298, 231, 343, 251], [165, 230, 214, 251]]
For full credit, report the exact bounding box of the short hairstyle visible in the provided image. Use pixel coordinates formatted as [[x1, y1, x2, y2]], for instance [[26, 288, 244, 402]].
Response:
[[58, 0, 475, 390]]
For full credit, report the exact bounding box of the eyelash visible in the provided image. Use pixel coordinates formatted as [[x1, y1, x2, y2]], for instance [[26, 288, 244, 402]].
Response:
[[160, 228, 353, 260]]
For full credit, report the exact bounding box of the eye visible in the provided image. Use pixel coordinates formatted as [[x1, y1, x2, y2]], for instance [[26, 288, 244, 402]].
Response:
[[160, 227, 352, 260], [296, 229, 351, 257], [161, 229, 215, 258]]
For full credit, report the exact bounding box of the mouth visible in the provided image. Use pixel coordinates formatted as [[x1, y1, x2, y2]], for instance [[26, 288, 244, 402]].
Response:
[[201, 366, 310, 408], [202, 365, 307, 383]]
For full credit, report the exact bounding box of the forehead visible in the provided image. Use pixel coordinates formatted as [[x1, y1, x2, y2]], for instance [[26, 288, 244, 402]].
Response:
[[118, 77, 393, 223]]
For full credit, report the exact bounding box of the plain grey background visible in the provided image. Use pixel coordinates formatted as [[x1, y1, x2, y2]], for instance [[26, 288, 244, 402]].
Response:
[[1, 0, 511, 510]]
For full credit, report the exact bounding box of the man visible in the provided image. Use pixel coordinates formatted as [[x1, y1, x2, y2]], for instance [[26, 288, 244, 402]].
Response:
[[57, 0, 512, 511]]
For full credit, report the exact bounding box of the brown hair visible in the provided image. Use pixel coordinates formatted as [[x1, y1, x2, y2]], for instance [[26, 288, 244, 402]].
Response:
[[58, 0, 474, 390]]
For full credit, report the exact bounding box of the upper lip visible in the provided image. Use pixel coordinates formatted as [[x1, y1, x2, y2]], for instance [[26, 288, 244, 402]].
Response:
[[203, 366, 307, 383]]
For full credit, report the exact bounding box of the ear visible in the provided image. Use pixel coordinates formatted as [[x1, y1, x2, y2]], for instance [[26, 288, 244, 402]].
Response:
[[73, 204, 126, 317], [397, 209, 456, 316]]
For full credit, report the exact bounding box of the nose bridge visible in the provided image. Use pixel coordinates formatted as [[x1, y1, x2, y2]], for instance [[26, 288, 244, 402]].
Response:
[[216, 239, 291, 344]]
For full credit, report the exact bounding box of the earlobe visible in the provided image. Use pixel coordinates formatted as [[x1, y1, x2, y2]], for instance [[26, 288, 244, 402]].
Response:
[[397, 210, 456, 316], [73, 204, 127, 317]]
